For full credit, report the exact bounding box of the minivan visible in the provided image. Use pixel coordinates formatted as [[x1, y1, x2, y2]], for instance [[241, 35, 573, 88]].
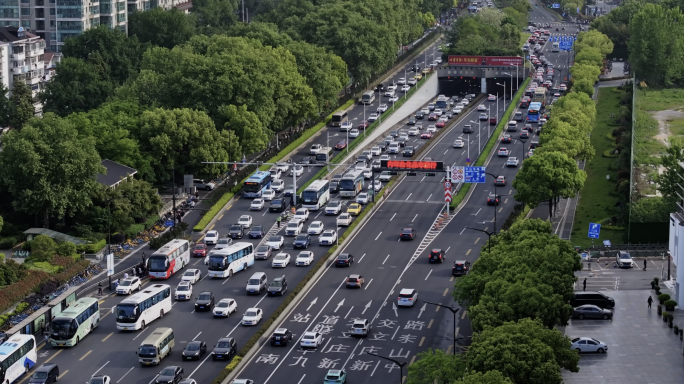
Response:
[[28, 363, 59, 384], [507, 121, 517, 132], [514, 111, 523, 121], [570, 291, 615, 309], [246, 272, 268, 295], [388, 142, 400, 154]]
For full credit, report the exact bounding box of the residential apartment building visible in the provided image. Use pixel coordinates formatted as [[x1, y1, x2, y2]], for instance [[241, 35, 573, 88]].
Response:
[[0, 26, 44, 106], [668, 161, 684, 305], [0, 0, 192, 53]]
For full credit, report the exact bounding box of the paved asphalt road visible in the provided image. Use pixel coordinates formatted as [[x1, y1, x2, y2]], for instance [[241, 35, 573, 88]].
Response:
[[228, 8, 582, 384], [34, 4, 582, 384]]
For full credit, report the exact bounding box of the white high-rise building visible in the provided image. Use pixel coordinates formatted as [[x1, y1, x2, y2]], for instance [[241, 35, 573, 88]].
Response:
[[0, 26, 44, 103]]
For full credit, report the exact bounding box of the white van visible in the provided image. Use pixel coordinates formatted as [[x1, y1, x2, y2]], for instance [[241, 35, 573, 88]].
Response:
[[137, 327, 175, 366], [388, 142, 400, 154], [246, 272, 268, 295], [552, 42, 560, 52], [507, 121, 517, 132]]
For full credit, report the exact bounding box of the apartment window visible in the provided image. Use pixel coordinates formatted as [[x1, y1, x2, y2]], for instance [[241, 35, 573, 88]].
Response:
[[20, 0, 29, 3], [21, 19, 29, 27], [116, 1, 124, 11], [36, 7, 44, 17], [36, 0, 44, 5], [20, 7, 29, 15], [50, 8, 54, 14], [49, 20, 54, 27], [116, 12, 124, 22]]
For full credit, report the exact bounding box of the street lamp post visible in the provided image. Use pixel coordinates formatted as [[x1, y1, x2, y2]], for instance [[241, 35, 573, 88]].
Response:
[[423, 301, 460, 355], [470, 120, 481, 152], [518, 138, 528, 162], [503, 72, 513, 101], [366, 352, 407, 384], [465, 225, 495, 253], [496, 82, 506, 117]]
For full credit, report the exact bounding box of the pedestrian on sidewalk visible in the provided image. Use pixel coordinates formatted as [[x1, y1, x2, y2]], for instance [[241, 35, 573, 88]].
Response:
[[97, 282, 103, 295], [583, 278, 587, 291], [644, 259, 647, 271], [648, 295, 653, 309]]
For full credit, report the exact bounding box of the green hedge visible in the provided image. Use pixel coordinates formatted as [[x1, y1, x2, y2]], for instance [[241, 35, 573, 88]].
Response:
[[194, 100, 355, 233], [298, 73, 435, 194], [75, 239, 107, 254], [211, 182, 391, 384], [450, 78, 531, 209]]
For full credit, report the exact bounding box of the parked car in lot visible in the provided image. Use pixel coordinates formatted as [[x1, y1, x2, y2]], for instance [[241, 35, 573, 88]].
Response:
[[571, 337, 608, 353], [572, 304, 613, 320]]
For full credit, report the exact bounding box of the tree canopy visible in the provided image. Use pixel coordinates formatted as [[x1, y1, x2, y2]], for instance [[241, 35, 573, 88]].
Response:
[[128, 7, 196, 49], [407, 349, 466, 384]]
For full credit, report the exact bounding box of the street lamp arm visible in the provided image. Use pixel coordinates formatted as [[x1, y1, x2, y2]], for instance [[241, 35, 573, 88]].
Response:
[[366, 352, 406, 367], [422, 300, 460, 313]]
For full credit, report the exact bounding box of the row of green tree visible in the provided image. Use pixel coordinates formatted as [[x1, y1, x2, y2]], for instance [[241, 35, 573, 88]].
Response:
[[443, 0, 530, 57], [591, 0, 684, 85], [406, 220, 583, 384]]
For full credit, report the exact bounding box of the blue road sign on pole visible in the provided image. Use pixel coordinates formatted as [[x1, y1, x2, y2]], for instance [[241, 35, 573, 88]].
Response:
[[588, 223, 601, 239], [464, 167, 486, 183]]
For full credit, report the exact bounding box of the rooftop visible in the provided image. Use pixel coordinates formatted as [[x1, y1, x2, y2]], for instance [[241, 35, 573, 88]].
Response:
[[97, 159, 137, 188]]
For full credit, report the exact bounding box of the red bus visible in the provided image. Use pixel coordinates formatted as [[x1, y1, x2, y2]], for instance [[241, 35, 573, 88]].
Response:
[[147, 239, 190, 279]]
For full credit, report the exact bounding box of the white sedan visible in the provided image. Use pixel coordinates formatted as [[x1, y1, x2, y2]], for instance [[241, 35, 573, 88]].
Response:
[[401, 85, 410, 92], [369, 180, 382, 192], [204, 230, 219, 245], [215, 237, 232, 250], [300, 331, 323, 349], [389, 96, 399, 103], [453, 140, 464, 148], [181, 269, 201, 284], [356, 193, 369, 205], [337, 213, 352, 226], [349, 128, 360, 138], [368, 113, 379, 122], [426, 125, 437, 133], [408, 127, 419, 136], [267, 236, 285, 250], [241, 308, 263, 326], [397, 77, 406, 85], [477, 104, 487, 111], [319, 230, 338, 245], [291, 165, 303, 177], [571, 337, 608, 353], [295, 251, 315, 266], [408, 78, 417, 85], [238, 215, 252, 228], [370, 146, 382, 156], [262, 189, 275, 201], [308, 221, 324, 235], [272, 253, 291, 268], [340, 121, 353, 131], [377, 104, 388, 113], [213, 298, 238, 318], [174, 282, 193, 300], [250, 199, 264, 211], [294, 208, 309, 222]]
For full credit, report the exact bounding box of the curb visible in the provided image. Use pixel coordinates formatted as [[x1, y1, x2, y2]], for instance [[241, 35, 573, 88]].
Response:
[[221, 187, 396, 384]]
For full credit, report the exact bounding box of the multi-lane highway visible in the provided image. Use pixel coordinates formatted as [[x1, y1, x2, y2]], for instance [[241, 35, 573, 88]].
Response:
[[227, 10, 581, 384]]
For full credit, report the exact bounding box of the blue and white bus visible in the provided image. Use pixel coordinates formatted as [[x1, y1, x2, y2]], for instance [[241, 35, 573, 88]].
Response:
[[302, 180, 330, 210], [527, 102, 542, 123], [207, 242, 255, 278], [243, 171, 272, 198], [0, 334, 37, 384]]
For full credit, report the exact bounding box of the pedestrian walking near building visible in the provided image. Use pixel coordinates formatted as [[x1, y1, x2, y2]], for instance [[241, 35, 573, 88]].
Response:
[[644, 259, 647, 271], [583, 278, 587, 291], [648, 295, 653, 309]]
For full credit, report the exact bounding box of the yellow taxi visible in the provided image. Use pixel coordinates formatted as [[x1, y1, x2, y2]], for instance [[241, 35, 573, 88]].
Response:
[[422, 67, 431, 74], [414, 73, 423, 80], [347, 203, 362, 216]]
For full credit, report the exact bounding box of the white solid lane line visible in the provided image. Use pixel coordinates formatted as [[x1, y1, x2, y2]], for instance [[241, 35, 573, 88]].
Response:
[[390, 213, 396, 221], [192, 331, 201, 341], [117, 367, 134, 383], [425, 269, 433, 280], [375, 232, 382, 241], [383, 254, 390, 265]]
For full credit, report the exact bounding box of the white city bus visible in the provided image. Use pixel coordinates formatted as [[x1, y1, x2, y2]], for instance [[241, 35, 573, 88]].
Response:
[[207, 242, 255, 278], [49, 297, 100, 347], [115, 284, 172, 330], [301, 180, 330, 210], [148, 239, 190, 279], [361, 91, 375, 105], [339, 169, 365, 197], [0, 334, 37, 384]]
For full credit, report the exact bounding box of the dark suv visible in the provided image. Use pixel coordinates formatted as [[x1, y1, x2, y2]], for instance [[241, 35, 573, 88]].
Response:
[[452, 261, 471, 276], [428, 249, 445, 263], [270, 328, 294, 346], [268, 276, 288, 296], [570, 291, 615, 309], [400, 228, 416, 240]]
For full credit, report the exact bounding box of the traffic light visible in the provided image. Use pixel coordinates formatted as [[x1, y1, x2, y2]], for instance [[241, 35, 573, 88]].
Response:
[[407, 172, 417, 176], [388, 171, 398, 175], [425, 172, 437, 176]]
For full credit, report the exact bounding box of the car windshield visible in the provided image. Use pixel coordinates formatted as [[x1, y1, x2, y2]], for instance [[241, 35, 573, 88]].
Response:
[[32, 372, 48, 379], [199, 294, 211, 300], [195, 244, 206, 250], [270, 281, 282, 287], [269, 237, 281, 242], [337, 255, 349, 260], [186, 343, 200, 351], [275, 255, 287, 260], [177, 285, 189, 291], [89, 378, 105, 384], [348, 278, 358, 282], [217, 341, 232, 348], [310, 223, 321, 228], [252, 226, 262, 231], [353, 323, 365, 328], [230, 226, 241, 231], [326, 374, 340, 380], [303, 334, 315, 339], [160, 368, 175, 376], [120, 280, 132, 286], [217, 301, 230, 308], [619, 254, 631, 259], [184, 271, 195, 276], [246, 310, 258, 317], [296, 235, 308, 240], [402, 229, 412, 233], [248, 279, 260, 285], [256, 246, 269, 252]]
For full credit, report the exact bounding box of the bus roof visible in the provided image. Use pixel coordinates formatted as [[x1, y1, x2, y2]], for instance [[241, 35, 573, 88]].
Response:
[[247, 171, 270, 182], [209, 242, 252, 256], [534, 87, 546, 93], [141, 327, 173, 346], [0, 334, 33, 356], [55, 298, 98, 319], [528, 102, 542, 110], [119, 284, 170, 305], [342, 169, 364, 180], [306, 180, 329, 190], [152, 239, 189, 257]]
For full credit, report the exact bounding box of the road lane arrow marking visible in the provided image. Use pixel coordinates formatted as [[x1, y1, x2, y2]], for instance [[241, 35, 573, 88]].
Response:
[[393, 302, 398, 317], [307, 297, 318, 311], [418, 303, 426, 318], [362, 300, 372, 315], [334, 299, 345, 313]]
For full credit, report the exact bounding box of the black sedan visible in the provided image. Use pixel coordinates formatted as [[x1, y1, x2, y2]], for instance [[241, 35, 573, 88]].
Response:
[[157, 366, 184, 384], [248, 225, 265, 238], [229, 224, 244, 239], [183, 340, 207, 360], [194, 291, 215, 311], [415, 111, 424, 120], [572, 305, 613, 320], [400, 227, 416, 240], [487, 193, 501, 206], [403, 146, 415, 157], [269, 198, 289, 213], [335, 253, 354, 267], [211, 337, 237, 361], [293, 234, 311, 249], [330, 181, 339, 194]]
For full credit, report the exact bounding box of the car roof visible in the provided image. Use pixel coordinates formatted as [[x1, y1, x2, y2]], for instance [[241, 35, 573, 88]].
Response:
[[35, 363, 57, 372], [274, 328, 289, 334], [399, 288, 415, 294], [454, 260, 468, 264], [349, 274, 361, 278]]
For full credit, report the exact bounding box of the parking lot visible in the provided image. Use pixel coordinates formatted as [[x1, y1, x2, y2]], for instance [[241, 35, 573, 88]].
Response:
[[562, 290, 684, 384], [576, 256, 677, 291]]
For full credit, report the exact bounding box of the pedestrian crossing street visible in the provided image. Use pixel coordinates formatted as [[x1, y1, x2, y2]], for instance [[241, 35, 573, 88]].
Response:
[[575, 274, 620, 291]]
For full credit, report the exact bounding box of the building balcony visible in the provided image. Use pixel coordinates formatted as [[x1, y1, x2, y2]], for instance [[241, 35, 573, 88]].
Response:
[[10, 52, 25, 61]]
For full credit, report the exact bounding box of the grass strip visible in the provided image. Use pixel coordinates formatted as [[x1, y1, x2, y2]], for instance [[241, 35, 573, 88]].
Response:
[[298, 73, 435, 194], [193, 100, 354, 232], [211, 181, 395, 384], [450, 77, 531, 209]]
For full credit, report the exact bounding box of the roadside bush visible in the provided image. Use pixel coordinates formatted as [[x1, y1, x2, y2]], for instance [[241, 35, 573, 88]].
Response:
[[211, 356, 243, 384], [56, 242, 77, 257], [0, 237, 16, 249], [27, 235, 56, 262], [75, 239, 107, 254], [150, 223, 189, 250], [124, 224, 145, 240], [52, 259, 91, 284], [0, 270, 51, 313], [27, 262, 62, 274]]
